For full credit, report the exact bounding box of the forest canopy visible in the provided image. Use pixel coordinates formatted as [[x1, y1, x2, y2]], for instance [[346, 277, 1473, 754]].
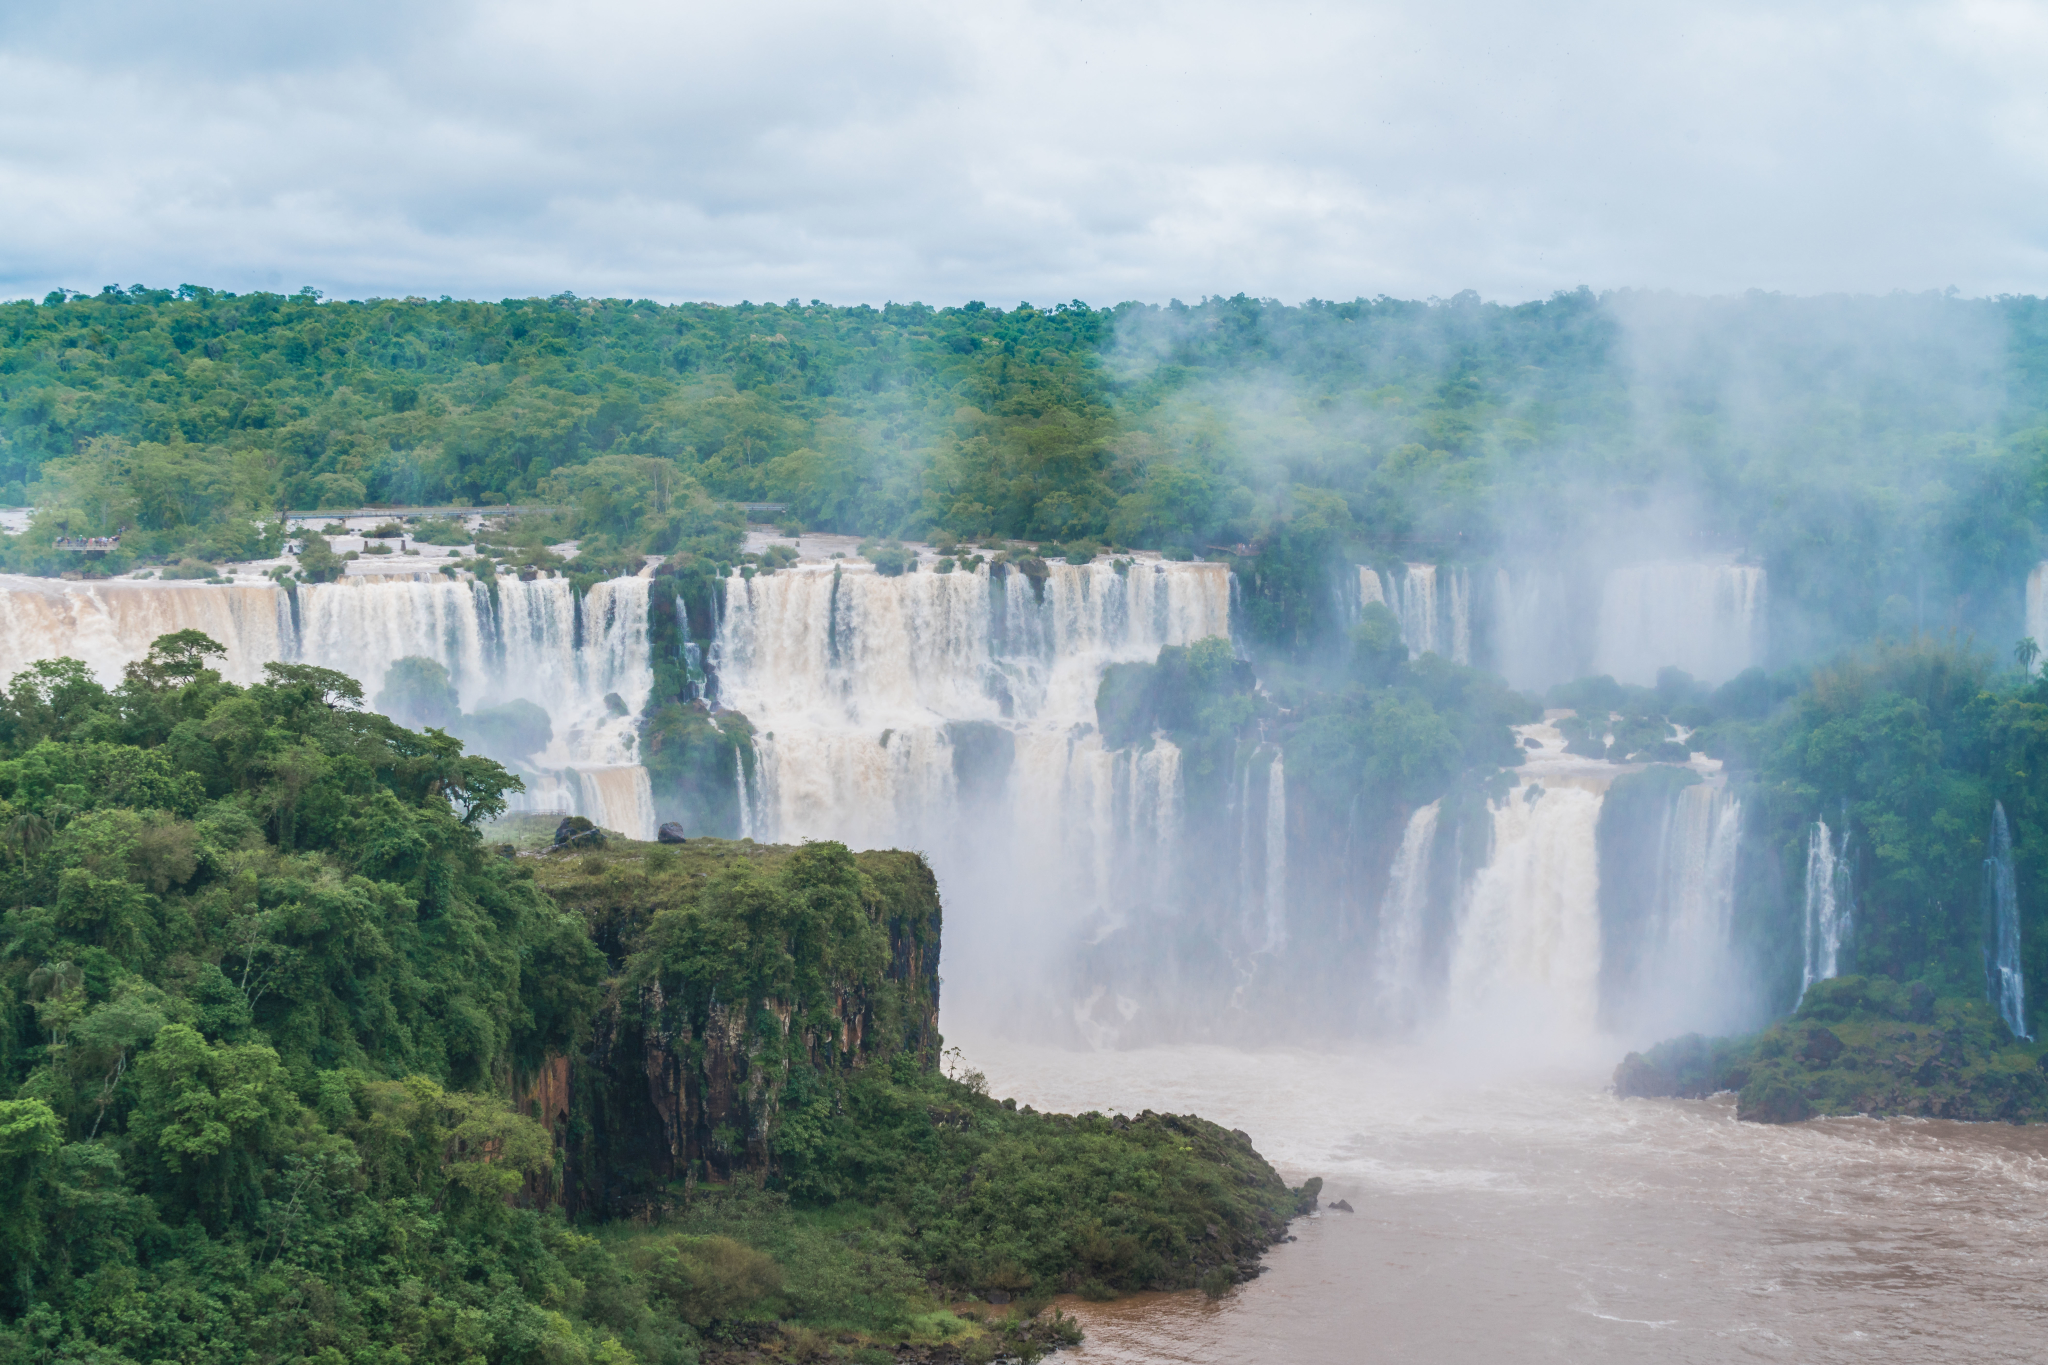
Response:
[[5, 286, 2048, 657]]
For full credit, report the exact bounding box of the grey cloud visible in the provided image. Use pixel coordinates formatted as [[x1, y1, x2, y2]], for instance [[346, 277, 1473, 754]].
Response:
[[1, 0, 2043, 304]]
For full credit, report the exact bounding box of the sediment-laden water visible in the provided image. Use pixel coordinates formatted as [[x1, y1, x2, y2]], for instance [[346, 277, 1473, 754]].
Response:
[[966, 1037, 2048, 1364]]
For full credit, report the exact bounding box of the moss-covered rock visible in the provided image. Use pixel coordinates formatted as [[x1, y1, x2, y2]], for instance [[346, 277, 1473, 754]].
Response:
[[1615, 975, 2048, 1123]]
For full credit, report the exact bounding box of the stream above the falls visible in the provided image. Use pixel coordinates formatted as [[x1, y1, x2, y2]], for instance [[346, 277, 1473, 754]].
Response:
[[962, 1036, 2048, 1364]]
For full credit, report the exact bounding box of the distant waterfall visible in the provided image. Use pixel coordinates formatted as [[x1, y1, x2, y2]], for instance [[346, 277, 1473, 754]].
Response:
[[297, 575, 655, 835], [1374, 801, 1441, 1029], [1632, 782, 1745, 1035], [2027, 564, 2048, 666], [571, 766, 658, 842], [1356, 566, 1386, 610], [1658, 785, 1743, 973], [0, 574, 290, 685], [1801, 818, 1852, 997], [1451, 766, 1606, 1034], [735, 748, 756, 840], [1351, 564, 1470, 663], [1984, 803, 2031, 1040], [1595, 562, 1766, 685], [0, 572, 659, 838], [1490, 568, 1575, 692], [1263, 754, 1288, 952], [715, 557, 1232, 969]]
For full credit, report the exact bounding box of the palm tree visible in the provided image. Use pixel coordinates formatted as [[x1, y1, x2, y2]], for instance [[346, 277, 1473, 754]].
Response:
[[4, 811, 50, 910], [2016, 637, 2041, 680]]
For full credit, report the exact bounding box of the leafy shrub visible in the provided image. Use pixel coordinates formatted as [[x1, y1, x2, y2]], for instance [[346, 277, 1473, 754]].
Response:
[[410, 516, 472, 545], [628, 1234, 783, 1327], [866, 544, 913, 576]]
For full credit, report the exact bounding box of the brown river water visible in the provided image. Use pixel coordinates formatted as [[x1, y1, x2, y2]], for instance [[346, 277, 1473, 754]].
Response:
[[960, 1036, 2048, 1363]]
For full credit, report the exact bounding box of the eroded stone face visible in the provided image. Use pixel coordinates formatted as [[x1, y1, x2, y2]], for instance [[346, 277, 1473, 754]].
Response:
[[522, 839, 942, 1216]]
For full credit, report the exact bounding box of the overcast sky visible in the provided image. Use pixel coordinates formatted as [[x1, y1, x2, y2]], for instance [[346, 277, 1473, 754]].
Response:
[[2, 0, 2043, 306]]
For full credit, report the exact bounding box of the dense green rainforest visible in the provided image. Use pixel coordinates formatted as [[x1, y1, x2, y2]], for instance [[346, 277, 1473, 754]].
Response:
[[0, 634, 1306, 1363], [6, 286, 2048, 654]]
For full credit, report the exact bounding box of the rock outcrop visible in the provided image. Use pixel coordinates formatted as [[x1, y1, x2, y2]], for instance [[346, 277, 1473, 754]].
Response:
[[522, 838, 941, 1215], [1615, 976, 2048, 1124]]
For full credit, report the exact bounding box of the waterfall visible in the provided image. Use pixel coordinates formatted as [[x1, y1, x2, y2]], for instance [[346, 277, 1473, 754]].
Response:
[[1490, 568, 1576, 691], [1984, 802, 2031, 1040], [574, 766, 658, 841], [1374, 801, 1441, 1029], [1357, 566, 1386, 611], [295, 577, 496, 704], [1450, 777, 1607, 1034], [1801, 817, 1852, 997], [716, 556, 1231, 990], [1595, 562, 1766, 685], [297, 574, 655, 821], [735, 748, 755, 840], [1263, 754, 1288, 952], [0, 572, 659, 837], [1446, 568, 1471, 665], [716, 558, 1227, 843], [2027, 564, 2048, 666], [1629, 782, 1745, 1036], [0, 574, 291, 685], [1391, 563, 1439, 657]]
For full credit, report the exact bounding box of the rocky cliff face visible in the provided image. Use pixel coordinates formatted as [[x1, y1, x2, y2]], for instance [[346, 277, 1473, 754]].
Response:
[[521, 838, 941, 1215]]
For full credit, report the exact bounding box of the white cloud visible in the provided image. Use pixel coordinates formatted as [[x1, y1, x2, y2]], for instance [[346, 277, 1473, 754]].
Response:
[[1, 0, 2042, 304]]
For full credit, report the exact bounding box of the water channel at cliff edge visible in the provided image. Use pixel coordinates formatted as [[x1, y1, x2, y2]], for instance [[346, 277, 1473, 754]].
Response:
[[958, 1036, 2048, 1364]]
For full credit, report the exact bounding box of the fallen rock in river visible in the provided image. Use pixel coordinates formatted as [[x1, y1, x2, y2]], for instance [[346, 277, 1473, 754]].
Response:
[[1328, 1199, 1355, 1213]]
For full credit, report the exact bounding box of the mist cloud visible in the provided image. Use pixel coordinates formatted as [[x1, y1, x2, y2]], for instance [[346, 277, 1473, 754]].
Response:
[[2, 0, 2043, 304]]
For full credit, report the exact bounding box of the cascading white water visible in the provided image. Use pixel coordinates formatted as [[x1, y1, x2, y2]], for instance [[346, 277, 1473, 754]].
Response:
[[734, 748, 755, 840], [2026, 564, 2048, 667], [1452, 788, 1606, 1034], [1356, 566, 1386, 611], [1801, 817, 1851, 997], [1357, 563, 1470, 664], [1391, 563, 1439, 657], [1490, 567, 1575, 691], [1595, 561, 1766, 685], [572, 766, 657, 841], [295, 578, 496, 704], [296, 574, 657, 836], [0, 572, 659, 838], [1262, 754, 1288, 952], [1634, 781, 1745, 1036], [1448, 722, 1608, 1034], [715, 556, 1232, 997], [1984, 802, 2030, 1040], [1374, 801, 1441, 1029], [1445, 568, 1471, 665], [0, 575, 290, 685]]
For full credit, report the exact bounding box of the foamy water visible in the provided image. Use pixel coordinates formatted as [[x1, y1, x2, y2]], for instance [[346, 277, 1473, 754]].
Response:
[[961, 1036, 2048, 1364]]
